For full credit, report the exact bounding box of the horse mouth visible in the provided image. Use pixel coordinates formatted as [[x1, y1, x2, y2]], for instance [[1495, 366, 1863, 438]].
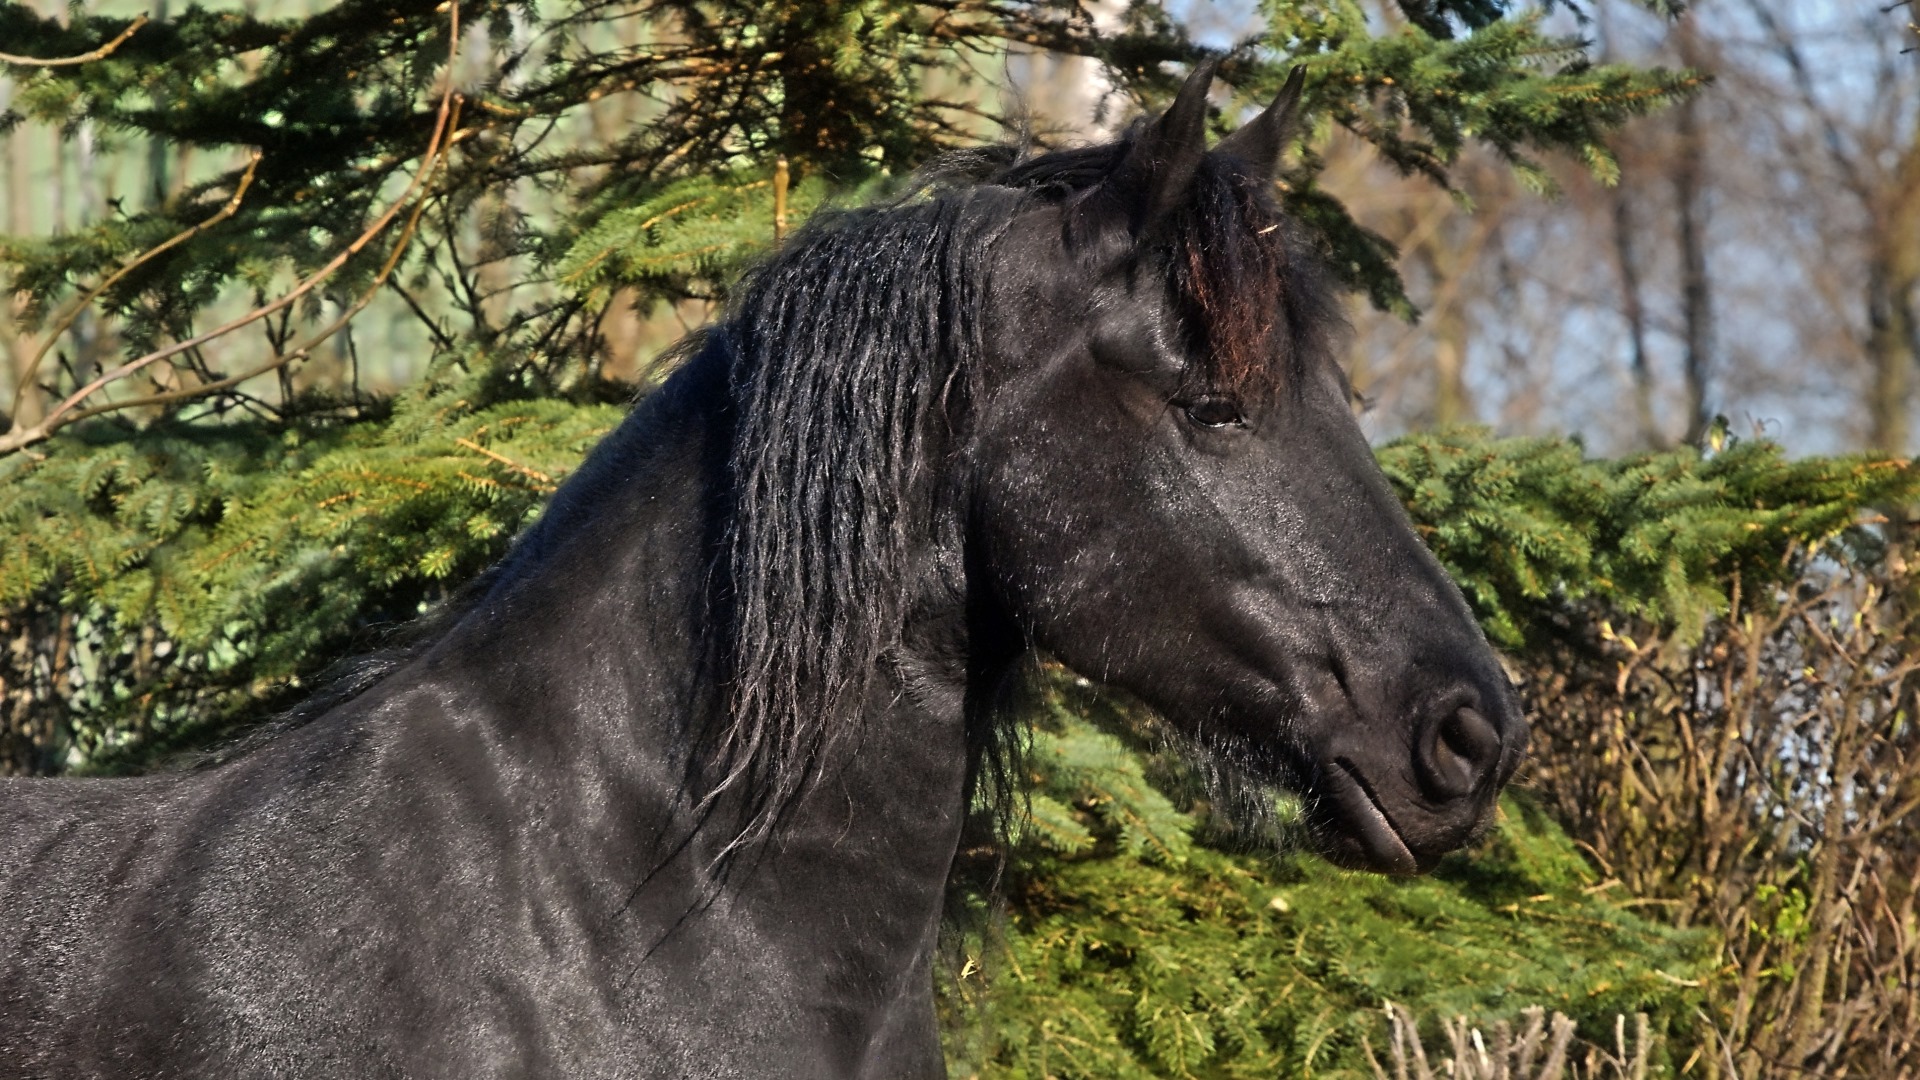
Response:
[[1315, 758, 1419, 876]]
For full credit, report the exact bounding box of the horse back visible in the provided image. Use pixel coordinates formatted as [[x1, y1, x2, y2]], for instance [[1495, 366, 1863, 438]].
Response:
[[1, 771, 201, 1074]]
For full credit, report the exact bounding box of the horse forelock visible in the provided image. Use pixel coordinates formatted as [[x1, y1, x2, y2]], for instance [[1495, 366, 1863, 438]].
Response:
[[995, 134, 1347, 403], [1168, 156, 1346, 401]]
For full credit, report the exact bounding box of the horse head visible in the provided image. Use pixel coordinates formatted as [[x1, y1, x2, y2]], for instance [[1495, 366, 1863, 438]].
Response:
[[966, 64, 1527, 874]]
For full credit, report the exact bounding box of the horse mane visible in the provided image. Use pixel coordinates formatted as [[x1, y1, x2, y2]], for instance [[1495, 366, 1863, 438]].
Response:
[[706, 130, 1347, 850], [701, 187, 1017, 849]]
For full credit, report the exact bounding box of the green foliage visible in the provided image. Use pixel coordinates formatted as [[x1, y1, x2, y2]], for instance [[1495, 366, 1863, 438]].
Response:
[[1021, 685, 1197, 867], [1249, 3, 1697, 314], [1378, 428, 1920, 647], [0, 384, 620, 767], [2, 0, 1097, 430], [0, 0, 1699, 428], [555, 169, 836, 306], [944, 693, 1714, 1079]]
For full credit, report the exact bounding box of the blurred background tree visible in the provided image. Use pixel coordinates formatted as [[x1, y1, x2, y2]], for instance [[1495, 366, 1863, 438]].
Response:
[[1333, 2, 1920, 456], [4, 0, 1918, 1077]]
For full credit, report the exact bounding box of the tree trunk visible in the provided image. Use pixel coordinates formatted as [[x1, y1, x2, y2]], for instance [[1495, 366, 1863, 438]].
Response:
[[3, 79, 44, 429], [1866, 255, 1917, 453], [146, 0, 174, 207], [1414, 208, 1479, 429], [1431, 294, 1471, 428], [1866, 129, 1920, 454], [1610, 182, 1663, 448], [1672, 21, 1714, 446]]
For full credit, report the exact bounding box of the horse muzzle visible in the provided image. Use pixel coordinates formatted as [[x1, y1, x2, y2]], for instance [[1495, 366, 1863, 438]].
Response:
[[1304, 680, 1526, 876]]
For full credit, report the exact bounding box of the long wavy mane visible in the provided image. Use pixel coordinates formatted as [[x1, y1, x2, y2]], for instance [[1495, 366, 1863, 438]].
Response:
[[704, 134, 1344, 849], [703, 186, 1015, 848]]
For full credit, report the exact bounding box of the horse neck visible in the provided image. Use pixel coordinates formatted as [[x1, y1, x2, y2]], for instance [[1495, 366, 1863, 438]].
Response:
[[417, 355, 983, 949]]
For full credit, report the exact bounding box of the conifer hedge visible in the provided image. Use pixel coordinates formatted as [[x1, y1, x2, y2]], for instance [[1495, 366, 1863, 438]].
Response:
[[942, 680, 1719, 1078]]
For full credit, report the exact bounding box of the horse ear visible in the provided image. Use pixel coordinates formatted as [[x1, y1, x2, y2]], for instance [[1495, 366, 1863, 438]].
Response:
[[1108, 58, 1218, 233], [1214, 66, 1306, 181]]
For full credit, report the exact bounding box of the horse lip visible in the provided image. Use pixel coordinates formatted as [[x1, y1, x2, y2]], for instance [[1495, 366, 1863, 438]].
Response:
[[1323, 758, 1418, 876]]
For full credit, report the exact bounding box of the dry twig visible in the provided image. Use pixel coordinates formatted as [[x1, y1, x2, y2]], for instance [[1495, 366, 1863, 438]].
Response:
[[0, 15, 147, 68], [8, 152, 264, 426]]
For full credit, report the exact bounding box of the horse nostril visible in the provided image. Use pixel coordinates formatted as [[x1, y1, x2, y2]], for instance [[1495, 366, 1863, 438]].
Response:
[[1420, 706, 1502, 801]]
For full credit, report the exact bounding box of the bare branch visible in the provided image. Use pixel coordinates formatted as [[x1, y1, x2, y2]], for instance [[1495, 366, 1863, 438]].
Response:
[[45, 168, 440, 431], [8, 151, 264, 425], [0, 15, 147, 68]]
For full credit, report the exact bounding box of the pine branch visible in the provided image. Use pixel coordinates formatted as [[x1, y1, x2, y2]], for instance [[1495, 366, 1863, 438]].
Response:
[[0, 5, 463, 458], [8, 152, 264, 427]]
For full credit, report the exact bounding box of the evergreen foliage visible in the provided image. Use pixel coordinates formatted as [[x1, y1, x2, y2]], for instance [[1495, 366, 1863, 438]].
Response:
[[0, 0, 1694, 450], [0, 380, 621, 769], [940, 680, 1715, 1079], [553, 168, 835, 309], [1377, 428, 1920, 647]]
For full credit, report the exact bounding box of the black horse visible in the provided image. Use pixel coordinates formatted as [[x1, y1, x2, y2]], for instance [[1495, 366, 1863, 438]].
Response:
[[0, 65, 1524, 1078]]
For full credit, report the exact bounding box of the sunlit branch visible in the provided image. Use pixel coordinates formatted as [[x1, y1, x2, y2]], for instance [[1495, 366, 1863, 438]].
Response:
[[0, 15, 146, 68], [8, 151, 264, 426]]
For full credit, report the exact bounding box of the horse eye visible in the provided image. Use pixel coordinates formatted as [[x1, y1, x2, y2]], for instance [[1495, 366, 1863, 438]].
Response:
[[1182, 397, 1244, 429]]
